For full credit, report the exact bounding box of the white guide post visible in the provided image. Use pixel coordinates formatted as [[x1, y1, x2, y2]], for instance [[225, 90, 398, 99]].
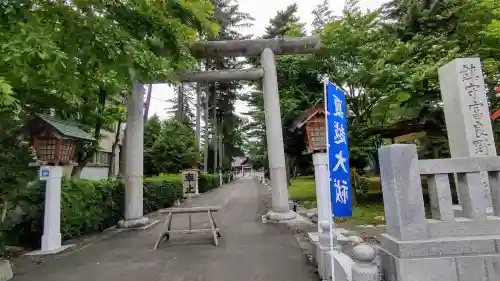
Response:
[[26, 166, 74, 255]]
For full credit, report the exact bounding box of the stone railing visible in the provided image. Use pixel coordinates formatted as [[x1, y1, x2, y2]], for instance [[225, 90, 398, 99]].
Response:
[[378, 144, 500, 281]]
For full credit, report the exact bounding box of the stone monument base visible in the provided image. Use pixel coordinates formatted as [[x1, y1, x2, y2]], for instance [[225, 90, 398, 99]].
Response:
[[379, 233, 500, 281], [118, 217, 155, 229], [266, 210, 297, 221], [452, 204, 493, 217]]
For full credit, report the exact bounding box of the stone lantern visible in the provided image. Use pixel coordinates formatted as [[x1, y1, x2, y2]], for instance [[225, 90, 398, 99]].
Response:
[[24, 113, 94, 255]]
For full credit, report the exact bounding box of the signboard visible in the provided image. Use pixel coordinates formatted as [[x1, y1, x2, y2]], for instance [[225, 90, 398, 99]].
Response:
[[325, 81, 352, 217], [39, 167, 50, 181], [181, 169, 199, 196]]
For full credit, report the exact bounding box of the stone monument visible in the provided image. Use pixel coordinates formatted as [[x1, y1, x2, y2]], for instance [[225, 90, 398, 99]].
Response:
[[438, 57, 496, 215]]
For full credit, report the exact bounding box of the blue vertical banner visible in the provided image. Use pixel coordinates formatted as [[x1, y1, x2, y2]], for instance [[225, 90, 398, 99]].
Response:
[[325, 81, 352, 217]]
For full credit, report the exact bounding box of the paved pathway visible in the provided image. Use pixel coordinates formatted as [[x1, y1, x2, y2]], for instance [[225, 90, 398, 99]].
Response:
[[12, 178, 317, 281]]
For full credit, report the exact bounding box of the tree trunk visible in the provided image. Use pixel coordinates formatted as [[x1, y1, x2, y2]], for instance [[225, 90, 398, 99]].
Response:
[[119, 126, 127, 177], [195, 83, 201, 150], [71, 164, 85, 178], [177, 84, 184, 121], [71, 89, 107, 178], [219, 117, 223, 171], [203, 84, 209, 173], [213, 102, 218, 174], [144, 84, 153, 123], [351, 182, 358, 206], [108, 120, 123, 178]]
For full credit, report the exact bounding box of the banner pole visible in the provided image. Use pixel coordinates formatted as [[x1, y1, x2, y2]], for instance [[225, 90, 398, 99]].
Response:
[[323, 78, 336, 280]]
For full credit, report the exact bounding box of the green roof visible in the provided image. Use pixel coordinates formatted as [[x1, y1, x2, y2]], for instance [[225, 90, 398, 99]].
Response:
[[35, 114, 95, 141]]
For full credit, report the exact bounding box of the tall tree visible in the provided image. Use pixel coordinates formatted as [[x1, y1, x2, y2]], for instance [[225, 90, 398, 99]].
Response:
[[263, 3, 306, 38], [202, 0, 253, 173], [312, 0, 336, 31]]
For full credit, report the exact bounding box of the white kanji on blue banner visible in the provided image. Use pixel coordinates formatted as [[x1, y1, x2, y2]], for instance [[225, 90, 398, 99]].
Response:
[[325, 81, 352, 217]]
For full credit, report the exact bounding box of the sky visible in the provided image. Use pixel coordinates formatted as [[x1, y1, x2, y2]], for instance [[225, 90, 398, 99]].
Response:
[[147, 0, 389, 121]]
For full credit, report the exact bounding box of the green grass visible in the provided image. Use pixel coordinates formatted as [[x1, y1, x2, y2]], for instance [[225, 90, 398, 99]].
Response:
[[288, 176, 386, 225], [289, 176, 317, 209], [334, 203, 385, 225]]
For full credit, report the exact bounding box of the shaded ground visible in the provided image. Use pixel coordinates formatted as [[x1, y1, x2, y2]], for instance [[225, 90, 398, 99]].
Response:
[[11, 178, 317, 281]]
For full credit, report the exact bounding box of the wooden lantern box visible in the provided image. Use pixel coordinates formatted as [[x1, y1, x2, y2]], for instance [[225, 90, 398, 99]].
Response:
[[291, 105, 326, 154], [25, 114, 95, 165]]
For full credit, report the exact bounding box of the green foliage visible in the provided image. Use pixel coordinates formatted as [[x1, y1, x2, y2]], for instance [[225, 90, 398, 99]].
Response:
[[145, 119, 199, 174], [243, 0, 500, 179], [0, 0, 219, 178], [1, 175, 181, 249], [198, 173, 220, 193], [263, 3, 305, 39], [143, 175, 183, 213]]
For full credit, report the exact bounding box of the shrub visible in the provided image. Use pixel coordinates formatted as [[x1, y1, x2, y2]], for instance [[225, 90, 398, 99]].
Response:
[[1, 175, 181, 249], [198, 173, 220, 193], [143, 174, 182, 213]]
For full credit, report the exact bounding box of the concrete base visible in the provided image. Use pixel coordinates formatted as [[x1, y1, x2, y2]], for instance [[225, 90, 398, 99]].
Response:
[[315, 244, 353, 281], [117, 217, 151, 229], [453, 204, 493, 217], [379, 232, 500, 281], [380, 247, 500, 281], [266, 210, 297, 222], [25, 244, 75, 256], [307, 232, 355, 281], [120, 219, 159, 231], [0, 260, 13, 281], [308, 231, 350, 245]]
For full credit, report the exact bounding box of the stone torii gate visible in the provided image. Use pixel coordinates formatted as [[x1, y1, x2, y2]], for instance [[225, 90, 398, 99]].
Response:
[[119, 36, 320, 228]]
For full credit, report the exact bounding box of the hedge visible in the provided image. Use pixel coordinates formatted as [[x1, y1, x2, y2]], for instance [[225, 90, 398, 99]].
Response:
[[198, 173, 221, 193], [1, 172, 225, 250], [1, 174, 182, 249]]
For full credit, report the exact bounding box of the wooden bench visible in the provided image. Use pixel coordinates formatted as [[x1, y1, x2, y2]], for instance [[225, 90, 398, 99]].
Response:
[[153, 206, 222, 249]]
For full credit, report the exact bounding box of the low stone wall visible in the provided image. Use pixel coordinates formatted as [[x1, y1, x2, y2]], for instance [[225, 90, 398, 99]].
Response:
[[378, 144, 500, 281]]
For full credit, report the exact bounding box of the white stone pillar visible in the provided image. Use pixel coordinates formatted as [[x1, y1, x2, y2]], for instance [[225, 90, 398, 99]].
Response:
[[313, 153, 331, 232], [438, 58, 495, 214], [119, 69, 149, 228], [41, 166, 63, 251], [27, 166, 75, 255], [261, 48, 295, 221]]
